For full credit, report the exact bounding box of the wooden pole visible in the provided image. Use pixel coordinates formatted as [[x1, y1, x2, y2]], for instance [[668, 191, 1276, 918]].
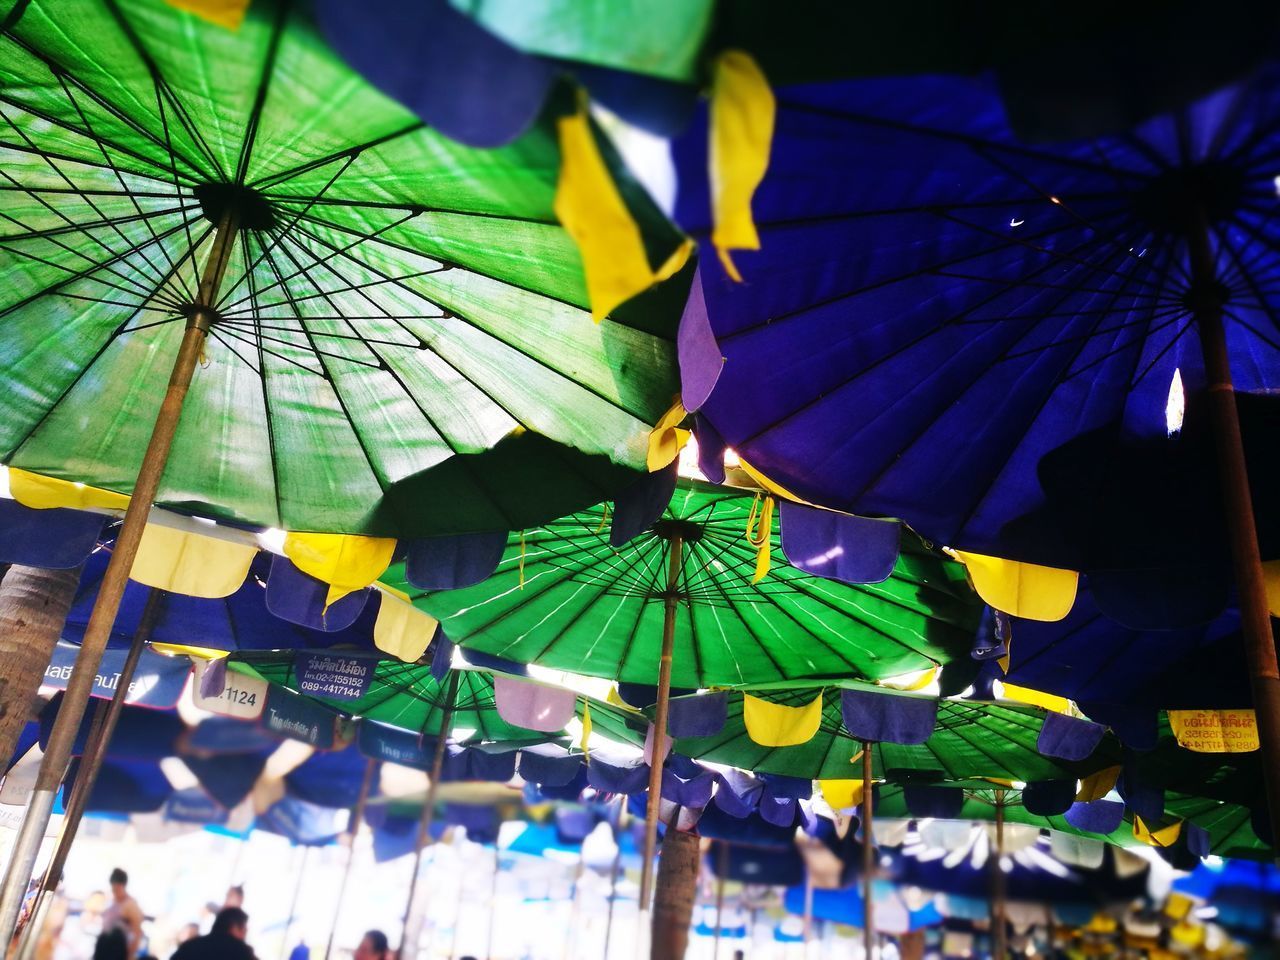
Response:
[[0, 210, 240, 944], [862, 742, 875, 960], [649, 824, 699, 960], [1189, 212, 1280, 860], [486, 844, 500, 960], [400, 670, 461, 958], [323, 758, 377, 959], [14, 590, 165, 955], [640, 533, 683, 911], [991, 790, 1007, 960], [712, 841, 728, 960]]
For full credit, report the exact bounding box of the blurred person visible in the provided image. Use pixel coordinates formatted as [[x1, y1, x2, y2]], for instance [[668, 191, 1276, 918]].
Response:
[[353, 931, 388, 960], [169, 908, 253, 960], [102, 871, 142, 960], [174, 926, 198, 946], [92, 930, 127, 960], [223, 887, 244, 910]]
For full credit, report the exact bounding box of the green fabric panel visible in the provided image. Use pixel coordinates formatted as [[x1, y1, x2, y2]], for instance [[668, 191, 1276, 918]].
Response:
[[230, 654, 645, 747], [449, 0, 715, 82], [668, 687, 1114, 784], [0, 0, 686, 535], [389, 481, 983, 688]]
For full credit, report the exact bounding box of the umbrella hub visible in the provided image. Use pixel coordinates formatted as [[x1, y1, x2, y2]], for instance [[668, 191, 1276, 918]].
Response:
[[193, 181, 276, 232], [1130, 161, 1245, 237], [651, 519, 705, 544]]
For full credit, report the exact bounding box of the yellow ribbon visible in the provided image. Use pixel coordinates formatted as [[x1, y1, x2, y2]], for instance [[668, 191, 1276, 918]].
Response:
[[554, 101, 692, 322], [745, 493, 774, 583], [710, 51, 775, 281], [1133, 815, 1182, 848], [1075, 766, 1121, 803], [580, 699, 592, 761], [647, 399, 691, 472], [164, 0, 250, 29]]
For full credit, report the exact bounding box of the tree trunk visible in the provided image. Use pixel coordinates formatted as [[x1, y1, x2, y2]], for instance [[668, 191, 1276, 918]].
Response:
[[898, 930, 925, 960], [650, 828, 700, 960], [0, 565, 82, 763]]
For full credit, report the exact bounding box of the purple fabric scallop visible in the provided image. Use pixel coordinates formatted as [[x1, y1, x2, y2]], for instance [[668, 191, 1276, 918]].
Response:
[[1036, 711, 1105, 761], [761, 774, 811, 802], [667, 691, 727, 738], [0, 498, 103, 569], [316, 0, 553, 148], [677, 268, 722, 412], [1064, 799, 1125, 834], [840, 688, 937, 745], [662, 766, 715, 808], [430, 633, 455, 682], [713, 770, 764, 818], [1089, 564, 1229, 630], [518, 748, 583, 787], [903, 784, 964, 819], [780, 502, 900, 585], [266, 555, 369, 632], [971, 607, 1011, 661], [1118, 761, 1164, 824], [404, 530, 507, 590], [610, 461, 678, 547], [692, 414, 728, 484], [554, 805, 597, 843], [1185, 821, 1210, 858], [588, 756, 650, 795], [759, 796, 799, 827], [1079, 701, 1158, 752], [1022, 779, 1077, 816], [458, 748, 517, 783]]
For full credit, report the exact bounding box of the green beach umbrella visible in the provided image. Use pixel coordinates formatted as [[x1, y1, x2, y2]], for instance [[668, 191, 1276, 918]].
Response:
[[385, 477, 983, 908], [666, 685, 1117, 786], [387, 480, 981, 689], [0, 0, 689, 933]]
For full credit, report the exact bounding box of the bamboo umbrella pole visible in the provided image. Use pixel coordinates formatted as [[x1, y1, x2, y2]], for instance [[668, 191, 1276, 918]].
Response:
[[15, 589, 164, 955], [323, 757, 377, 960], [399, 669, 461, 958], [0, 210, 240, 944], [712, 840, 728, 960], [862, 742, 875, 960], [992, 790, 1007, 959], [1189, 212, 1280, 860], [279, 846, 310, 960], [639, 532, 684, 908]]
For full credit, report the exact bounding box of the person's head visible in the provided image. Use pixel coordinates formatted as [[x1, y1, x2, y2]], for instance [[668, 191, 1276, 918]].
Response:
[[108, 869, 127, 899], [93, 929, 127, 960], [212, 907, 249, 941], [178, 923, 200, 943], [732, 952, 745, 960], [224, 885, 244, 908], [354, 930, 389, 960]]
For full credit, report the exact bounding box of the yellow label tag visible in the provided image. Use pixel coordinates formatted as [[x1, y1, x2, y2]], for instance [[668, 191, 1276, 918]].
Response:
[[1168, 709, 1259, 753]]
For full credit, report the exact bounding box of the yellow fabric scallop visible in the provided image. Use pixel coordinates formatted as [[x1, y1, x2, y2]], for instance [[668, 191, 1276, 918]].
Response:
[[9, 468, 130, 512], [130, 524, 256, 598], [1263, 560, 1280, 616], [1133, 815, 1182, 848], [819, 778, 865, 812], [580, 700, 592, 760], [1168, 709, 1259, 753], [953, 550, 1078, 621], [165, 0, 250, 29], [743, 691, 823, 747], [1169, 921, 1203, 947], [647, 399, 691, 471], [997, 681, 1072, 715], [606, 685, 628, 709], [1163, 893, 1194, 921], [372, 585, 438, 662], [879, 666, 939, 692], [710, 51, 775, 281], [554, 105, 692, 323], [283, 532, 397, 608], [1075, 765, 1121, 802]]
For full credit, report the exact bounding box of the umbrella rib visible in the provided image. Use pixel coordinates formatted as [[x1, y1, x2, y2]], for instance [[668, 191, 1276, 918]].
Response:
[[231, 0, 289, 185], [0, 214, 199, 321], [207, 328, 260, 373], [268, 193, 562, 227], [276, 218, 668, 426], [246, 122, 426, 191], [719, 199, 1144, 342], [0, 109, 179, 298], [0, 31, 207, 182], [677, 542, 707, 688], [52, 70, 188, 298], [253, 235, 391, 494], [0, 218, 208, 462], [931, 269, 1170, 304], [1214, 211, 1280, 349], [239, 229, 285, 528], [218, 152, 359, 308], [730, 217, 1164, 462], [215, 208, 422, 314], [0, 202, 191, 245]]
